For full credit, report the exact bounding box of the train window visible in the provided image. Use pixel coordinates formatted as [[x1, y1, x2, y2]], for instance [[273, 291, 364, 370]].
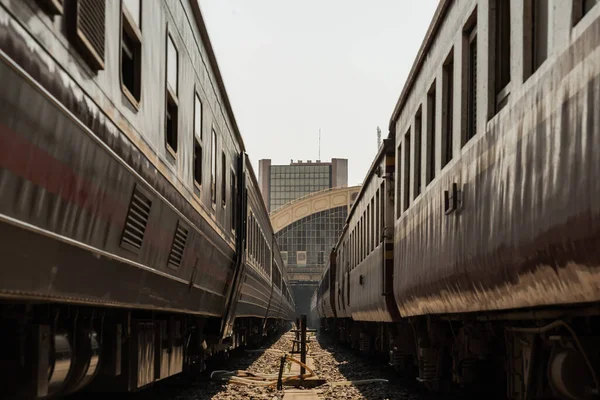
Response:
[[211, 130, 217, 205], [167, 35, 178, 96], [252, 217, 257, 260], [442, 51, 454, 168], [194, 93, 203, 140], [361, 215, 365, 260], [375, 190, 380, 245], [121, 0, 141, 105], [426, 82, 436, 185], [366, 204, 371, 255], [463, 14, 477, 144], [36, 0, 64, 15], [251, 217, 255, 260], [231, 168, 236, 233], [573, 0, 598, 25], [193, 94, 203, 189], [492, 0, 511, 113], [396, 143, 402, 219], [414, 108, 422, 198], [67, 0, 106, 70], [524, 0, 549, 80], [194, 139, 202, 188], [358, 220, 361, 262], [247, 215, 252, 256], [165, 34, 178, 155], [380, 182, 385, 244], [124, 0, 140, 26], [221, 152, 226, 208], [404, 130, 411, 211], [251, 218, 255, 260], [166, 97, 178, 155], [369, 198, 376, 251]]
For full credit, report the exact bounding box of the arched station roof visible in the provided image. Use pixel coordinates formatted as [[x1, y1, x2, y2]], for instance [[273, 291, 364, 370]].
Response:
[[270, 186, 361, 234]]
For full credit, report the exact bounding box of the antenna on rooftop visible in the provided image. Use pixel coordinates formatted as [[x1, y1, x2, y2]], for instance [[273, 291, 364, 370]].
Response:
[[318, 128, 321, 160]]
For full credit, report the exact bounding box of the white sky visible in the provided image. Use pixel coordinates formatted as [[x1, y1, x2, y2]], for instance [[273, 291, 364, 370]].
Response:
[[199, 0, 439, 186]]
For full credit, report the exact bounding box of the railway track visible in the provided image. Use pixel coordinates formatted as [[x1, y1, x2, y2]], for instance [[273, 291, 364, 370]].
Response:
[[77, 329, 470, 400]]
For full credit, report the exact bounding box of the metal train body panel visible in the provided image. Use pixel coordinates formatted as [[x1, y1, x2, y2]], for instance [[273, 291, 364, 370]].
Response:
[[0, 0, 238, 316], [315, 3, 600, 396], [331, 138, 399, 322], [317, 0, 600, 322], [391, 0, 600, 317], [0, 0, 293, 360]]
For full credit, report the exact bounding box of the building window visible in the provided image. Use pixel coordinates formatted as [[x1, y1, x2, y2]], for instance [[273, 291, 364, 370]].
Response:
[[524, 0, 549, 80], [492, 0, 511, 113], [403, 130, 411, 212], [573, 0, 598, 25], [414, 108, 422, 198], [211, 130, 217, 204], [121, 0, 141, 105], [165, 34, 178, 155], [426, 82, 436, 185], [67, 0, 106, 71], [221, 152, 227, 208], [442, 52, 454, 168], [464, 17, 477, 144]]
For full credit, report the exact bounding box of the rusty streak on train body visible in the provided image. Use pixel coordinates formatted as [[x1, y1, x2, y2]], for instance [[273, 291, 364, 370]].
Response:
[[314, 1, 600, 399], [0, 0, 294, 397]]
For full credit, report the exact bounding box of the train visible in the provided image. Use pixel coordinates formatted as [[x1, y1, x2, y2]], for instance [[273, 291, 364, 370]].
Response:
[[0, 0, 294, 397], [314, 1, 600, 399]]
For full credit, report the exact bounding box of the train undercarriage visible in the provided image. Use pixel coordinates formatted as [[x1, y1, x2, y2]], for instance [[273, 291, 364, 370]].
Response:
[[321, 305, 600, 400], [0, 302, 286, 399]]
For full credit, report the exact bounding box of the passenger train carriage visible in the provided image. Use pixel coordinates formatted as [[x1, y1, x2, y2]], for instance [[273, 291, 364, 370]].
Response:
[[0, 0, 293, 397], [316, 1, 600, 399]]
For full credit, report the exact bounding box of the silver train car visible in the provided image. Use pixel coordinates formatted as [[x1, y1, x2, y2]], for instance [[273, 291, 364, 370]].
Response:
[[317, 1, 600, 399], [0, 0, 293, 397]]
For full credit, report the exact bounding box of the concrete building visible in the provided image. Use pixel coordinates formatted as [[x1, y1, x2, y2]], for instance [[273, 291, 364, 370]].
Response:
[[258, 158, 348, 213], [270, 186, 361, 316]]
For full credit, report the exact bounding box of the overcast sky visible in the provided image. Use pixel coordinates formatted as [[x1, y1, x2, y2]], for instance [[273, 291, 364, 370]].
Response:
[[199, 0, 439, 186]]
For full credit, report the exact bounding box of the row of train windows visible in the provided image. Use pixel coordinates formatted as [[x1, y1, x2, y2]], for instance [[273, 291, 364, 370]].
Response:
[[346, 183, 385, 271], [248, 213, 270, 276], [36, 0, 236, 228], [395, 0, 598, 219]]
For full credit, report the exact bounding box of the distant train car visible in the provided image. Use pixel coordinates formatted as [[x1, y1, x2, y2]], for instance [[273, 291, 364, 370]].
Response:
[[318, 1, 600, 399], [0, 0, 293, 397]]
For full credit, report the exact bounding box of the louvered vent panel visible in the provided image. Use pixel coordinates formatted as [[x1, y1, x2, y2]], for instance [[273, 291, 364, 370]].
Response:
[[68, 0, 105, 70], [168, 222, 188, 268], [121, 187, 152, 252]]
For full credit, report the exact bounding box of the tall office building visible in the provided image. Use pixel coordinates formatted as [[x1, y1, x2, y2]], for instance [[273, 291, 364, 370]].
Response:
[[258, 158, 348, 212]]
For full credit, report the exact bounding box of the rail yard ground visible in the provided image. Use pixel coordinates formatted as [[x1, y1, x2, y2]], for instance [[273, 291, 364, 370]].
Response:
[[89, 329, 469, 400]]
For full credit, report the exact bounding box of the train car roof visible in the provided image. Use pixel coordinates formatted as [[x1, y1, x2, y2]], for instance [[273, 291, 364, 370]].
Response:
[[334, 130, 396, 250], [191, 1, 246, 152], [388, 0, 453, 130]]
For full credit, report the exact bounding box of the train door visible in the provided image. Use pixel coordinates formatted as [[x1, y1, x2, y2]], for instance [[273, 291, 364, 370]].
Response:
[[382, 140, 401, 321]]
